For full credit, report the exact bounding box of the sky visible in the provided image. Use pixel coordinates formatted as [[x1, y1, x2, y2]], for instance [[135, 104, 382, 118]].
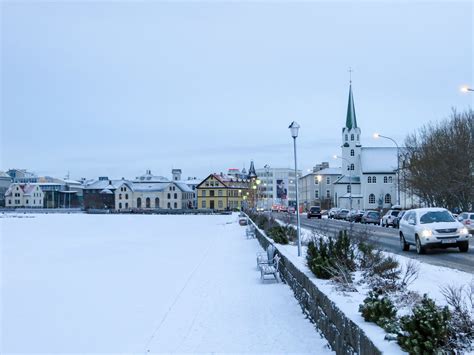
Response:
[[1, 0, 473, 181]]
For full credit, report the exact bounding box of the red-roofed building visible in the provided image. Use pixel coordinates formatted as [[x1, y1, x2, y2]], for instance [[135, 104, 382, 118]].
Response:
[[4, 183, 44, 208]]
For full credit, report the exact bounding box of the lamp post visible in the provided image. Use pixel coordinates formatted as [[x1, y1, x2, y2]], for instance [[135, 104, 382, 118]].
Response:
[[264, 164, 270, 210], [289, 121, 302, 257], [334, 155, 352, 212], [373, 133, 400, 206]]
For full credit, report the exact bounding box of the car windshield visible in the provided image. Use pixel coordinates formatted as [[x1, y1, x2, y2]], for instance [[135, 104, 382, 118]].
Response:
[[392, 211, 400, 216], [419, 211, 455, 224], [368, 212, 378, 218], [310, 207, 320, 212]]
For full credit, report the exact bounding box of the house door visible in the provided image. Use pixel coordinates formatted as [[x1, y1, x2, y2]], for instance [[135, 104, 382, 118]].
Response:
[[210, 200, 215, 209]]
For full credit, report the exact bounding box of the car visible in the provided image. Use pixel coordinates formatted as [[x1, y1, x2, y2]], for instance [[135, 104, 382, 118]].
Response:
[[335, 209, 349, 220], [361, 210, 381, 224], [346, 210, 364, 222], [458, 212, 474, 235], [307, 206, 322, 219], [381, 209, 402, 227], [328, 208, 339, 219], [392, 211, 406, 229], [287, 206, 296, 214], [399, 207, 470, 254]]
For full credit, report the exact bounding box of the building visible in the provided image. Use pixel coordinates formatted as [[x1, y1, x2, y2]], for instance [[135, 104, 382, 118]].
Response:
[[255, 167, 302, 210], [4, 183, 44, 208], [6, 169, 38, 183], [83, 170, 194, 211], [306, 84, 410, 211], [299, 165, 342, 210], [196, 173, 249, 211], [0, 171, 12, 207]]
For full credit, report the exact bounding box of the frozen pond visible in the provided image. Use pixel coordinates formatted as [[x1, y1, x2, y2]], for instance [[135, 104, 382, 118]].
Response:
[[1, 213, 332, 353]]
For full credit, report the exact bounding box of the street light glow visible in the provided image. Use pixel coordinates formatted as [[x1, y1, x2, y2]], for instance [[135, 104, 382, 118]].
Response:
[[373, 132, 380, 139], [333, 154, 338, 160], [460, 86, 473, 93]]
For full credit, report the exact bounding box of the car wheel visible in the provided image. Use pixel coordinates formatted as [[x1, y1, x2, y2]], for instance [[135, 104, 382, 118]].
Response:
[[415, 236, 426, 255], [459, 241, 469, 253], [400, 233, 410, 251]]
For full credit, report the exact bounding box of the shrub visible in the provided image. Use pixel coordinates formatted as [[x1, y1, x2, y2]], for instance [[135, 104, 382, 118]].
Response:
[[397, 295, 451, 354], [306, 231, 356, 280], [267, 226, 289, 244], [359, 288, 397, 333]]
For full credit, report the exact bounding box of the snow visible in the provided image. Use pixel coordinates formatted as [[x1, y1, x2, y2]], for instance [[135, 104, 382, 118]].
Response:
[[0, 213, 333, 354]]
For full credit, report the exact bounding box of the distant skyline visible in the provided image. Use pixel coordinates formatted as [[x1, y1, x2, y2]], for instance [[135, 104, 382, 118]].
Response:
[[1, 1, 472, 180]]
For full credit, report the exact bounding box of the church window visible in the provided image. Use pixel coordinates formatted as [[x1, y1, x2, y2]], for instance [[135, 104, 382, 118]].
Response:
[[388, 176, 393, 183], [315, 190, 319, 198], [368, 176, 372, 183], [345, 134, 348, 141], [357, 134, 360, 141], [119, 194, 122, 200], [347, 185, 351, 193], [350, 149, 354, 156], [384, 194, 392, 204], [326, 190, 331, 198], [372, 176, 377, 183], [384, 176, 388, 183], [326, 177, 330, 184], [350, 164, 354, 170], [119, 202, 122, 209], [351, 134, 354, 141], [369, 194, 376, 204]]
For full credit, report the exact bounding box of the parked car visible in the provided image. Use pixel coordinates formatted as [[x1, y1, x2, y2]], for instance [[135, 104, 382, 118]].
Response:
[[381, 209, 402, 227], [335, 209, 349, 220], [361, 210, 381, 224], [392, 210, 406, 229], [328, 208, 340, 219], [287, 206, 296, 214], [307, 205, 322, 219], [346, 210, 364, 223], [399, 207, 470, 254], [458, 212, 474, 235]]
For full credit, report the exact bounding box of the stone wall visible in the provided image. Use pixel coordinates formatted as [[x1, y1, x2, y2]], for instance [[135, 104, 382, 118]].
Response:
[[252, 223, 382, 355]]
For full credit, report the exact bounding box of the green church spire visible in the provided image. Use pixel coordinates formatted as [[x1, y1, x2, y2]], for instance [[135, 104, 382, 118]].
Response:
[[345, 85, 358, 130]]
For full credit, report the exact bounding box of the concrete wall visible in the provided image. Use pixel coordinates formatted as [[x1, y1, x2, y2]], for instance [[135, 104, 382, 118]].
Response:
[[250, 219, 382, 355]]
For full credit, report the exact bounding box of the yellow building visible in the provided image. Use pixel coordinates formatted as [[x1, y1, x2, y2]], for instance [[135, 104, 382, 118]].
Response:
[[197, 174, 250, 211]]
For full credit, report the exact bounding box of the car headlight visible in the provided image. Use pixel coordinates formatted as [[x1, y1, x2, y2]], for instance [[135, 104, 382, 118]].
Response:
[[459, 227, 469, 235], [421, 229, 432, 238]]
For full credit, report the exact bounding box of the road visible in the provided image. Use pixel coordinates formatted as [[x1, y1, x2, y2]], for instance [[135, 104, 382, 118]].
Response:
[[272, 212, 474, 274]]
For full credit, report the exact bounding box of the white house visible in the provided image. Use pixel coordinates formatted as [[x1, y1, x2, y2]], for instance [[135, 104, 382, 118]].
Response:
[[4, 183, 44, 208]]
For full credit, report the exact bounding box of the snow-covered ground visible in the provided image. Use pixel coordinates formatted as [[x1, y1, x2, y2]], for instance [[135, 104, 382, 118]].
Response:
[[0, 213, 332, 354]]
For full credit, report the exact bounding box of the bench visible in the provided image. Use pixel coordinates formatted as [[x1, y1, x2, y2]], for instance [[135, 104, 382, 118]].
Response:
[[260, 254, 281, 282], [256, 244, 276, 269], [246, 225, 256, 239]]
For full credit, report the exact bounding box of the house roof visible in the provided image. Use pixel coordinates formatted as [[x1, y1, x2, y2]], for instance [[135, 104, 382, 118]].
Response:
[[4, 183, 41, 197], [134, 170, 169, 183], [317, 167, 342, 175], [333, 175, 360, 184], [360, 147, 397, 173], [174, 182, 194, 193]]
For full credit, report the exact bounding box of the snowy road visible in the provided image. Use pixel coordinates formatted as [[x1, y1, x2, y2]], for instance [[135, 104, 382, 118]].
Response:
[[275, 213, 474, 274], [1, 213, 332, 354]]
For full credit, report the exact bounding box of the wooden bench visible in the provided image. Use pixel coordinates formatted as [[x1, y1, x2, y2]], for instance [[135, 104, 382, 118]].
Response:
[[260, 254, 281, 282], [256, 244, 276, 269]]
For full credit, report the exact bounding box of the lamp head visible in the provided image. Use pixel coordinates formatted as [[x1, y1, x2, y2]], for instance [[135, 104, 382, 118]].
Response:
[[461, 86, 470, 93], [373, 132, 380, 139], [288, 121, 300, 138], [333, 155, 338, 160]]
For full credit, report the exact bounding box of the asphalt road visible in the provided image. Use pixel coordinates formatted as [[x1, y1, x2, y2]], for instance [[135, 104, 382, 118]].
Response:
[[271, 212, 474, 274]]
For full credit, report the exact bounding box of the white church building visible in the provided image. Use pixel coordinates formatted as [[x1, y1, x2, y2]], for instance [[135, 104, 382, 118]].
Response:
[[330, 84, 409, 210]]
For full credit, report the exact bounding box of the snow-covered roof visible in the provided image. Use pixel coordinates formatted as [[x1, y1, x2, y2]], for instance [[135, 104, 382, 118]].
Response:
[[84, 180, 123, 190], [134, 170, 169, 183], [360, 147, 397, 173], [0, 171, 11, 179], [177, 178, 202, 186], [174, 182, 193, 193], [316, 167, 342, 175], [132, 182, 170, 192], [100, 188, 113, 194], [333, 175, 360, 184], [4, 183, 42, 197]]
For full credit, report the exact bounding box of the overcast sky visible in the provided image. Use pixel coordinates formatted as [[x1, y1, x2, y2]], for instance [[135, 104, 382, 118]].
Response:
[[1, 1, 473, 181]]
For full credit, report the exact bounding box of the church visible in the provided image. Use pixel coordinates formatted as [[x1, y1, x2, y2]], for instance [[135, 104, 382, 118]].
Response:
[[330, 84, 405, 211]]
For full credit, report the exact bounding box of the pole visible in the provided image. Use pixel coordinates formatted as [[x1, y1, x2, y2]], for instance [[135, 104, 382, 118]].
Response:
[[293, 137, 301, 257]]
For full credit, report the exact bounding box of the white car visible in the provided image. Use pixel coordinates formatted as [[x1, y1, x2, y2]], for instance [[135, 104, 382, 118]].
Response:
[[381, 209, 402, 227], [399, 207, 470, 254]]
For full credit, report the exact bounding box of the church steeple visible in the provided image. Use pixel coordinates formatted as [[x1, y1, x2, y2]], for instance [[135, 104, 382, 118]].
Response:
[[345, 84, 358, 130], [248, 161, 257, 179]]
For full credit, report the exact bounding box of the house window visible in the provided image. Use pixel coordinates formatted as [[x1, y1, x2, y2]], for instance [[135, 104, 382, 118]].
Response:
[[174, 193, 177, 199], [315, 190, 319, 198], [167, 193, 171, 199], [326, 177, 330, 184], [218, 190, 223, 197], [314, 176, 319, 185], [174, 202, 178, 208], [347, 185, 351, 193], [351, 134, 354, 141], [155, 197, 159, 208], [369, 194, 376, 204], [218, 200, 223, 209], [202, 190, 206, 197], [8, 200, 11, 205], [137, 198, 142, 208], [384, 176, 388, 183], [202, 200, 206, 208], [26, 199, 29, 204], [388, 176, 393, 183], [119, 194, 122, 200], [372, 176, 377, 183], [350, 149, 354, 156], [167, 202, 171, 208], [125, 202, 129, 208], [146, 197, 151, 208], [125, 194, 128, 199], [368, 176, 372, 183], [350, 164, 354, 170], [326, 190, 330, 198], [384, 194, 391, 204], [119, 202, 122, 209], [210, 190, 215, 197]]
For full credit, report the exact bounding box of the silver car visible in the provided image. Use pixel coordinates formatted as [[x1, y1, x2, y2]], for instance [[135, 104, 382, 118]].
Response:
[[399, 207, 470, 254], [458, 212, 474, 235]]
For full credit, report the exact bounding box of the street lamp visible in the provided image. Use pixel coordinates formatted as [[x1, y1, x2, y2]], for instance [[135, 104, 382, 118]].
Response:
[[289, 121, 302, 257], [373, 133, 400, 206], [333, 155, 352, 212], [460, 86, 474, 93], [264, 164, 270, 210]]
